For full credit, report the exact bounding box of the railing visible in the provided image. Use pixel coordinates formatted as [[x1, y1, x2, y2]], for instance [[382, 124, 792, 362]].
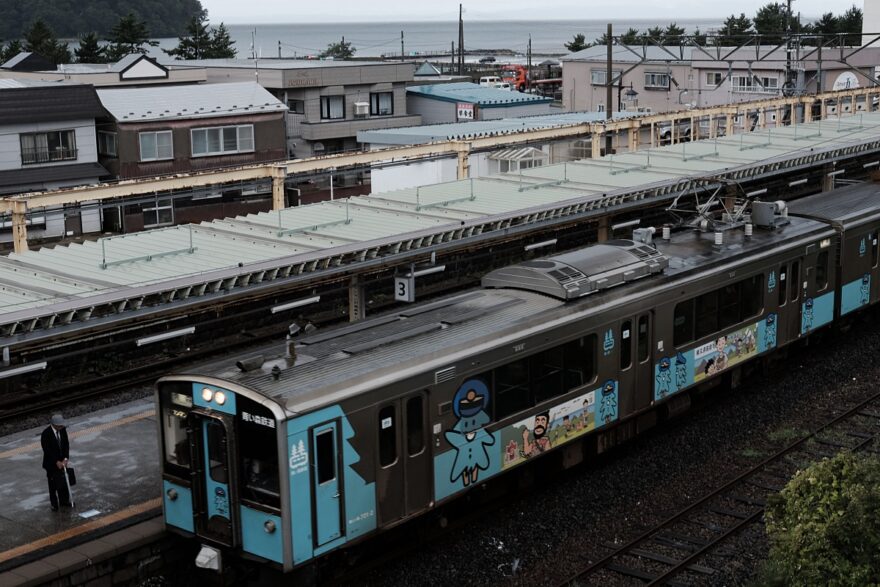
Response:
[[21, 147, 78, 165]]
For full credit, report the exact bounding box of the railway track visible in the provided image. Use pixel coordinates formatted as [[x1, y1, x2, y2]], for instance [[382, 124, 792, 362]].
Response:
[[559, 389, 880, 586]]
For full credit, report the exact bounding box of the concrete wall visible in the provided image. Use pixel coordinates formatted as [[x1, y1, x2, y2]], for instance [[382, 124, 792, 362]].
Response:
[[865, 0, 880, 45], [405, 94, 458, 124], [0, 119, 97, 171]]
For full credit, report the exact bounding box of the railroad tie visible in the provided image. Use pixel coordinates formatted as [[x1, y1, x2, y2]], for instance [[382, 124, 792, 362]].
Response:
[[630, 548, 716, 575]]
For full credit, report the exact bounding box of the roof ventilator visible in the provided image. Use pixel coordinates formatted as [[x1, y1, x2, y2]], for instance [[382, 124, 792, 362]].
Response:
[[751, 200, 790, 229], [236, 355, 265, 372]]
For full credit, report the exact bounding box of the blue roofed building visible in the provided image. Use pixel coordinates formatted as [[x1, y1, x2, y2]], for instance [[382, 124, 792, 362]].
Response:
[[406, 82, 554, 124]]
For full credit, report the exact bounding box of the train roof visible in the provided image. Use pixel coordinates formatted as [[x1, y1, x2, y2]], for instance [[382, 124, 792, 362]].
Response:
[[179, 214, 831, 414], [788, 182, 880, 228]]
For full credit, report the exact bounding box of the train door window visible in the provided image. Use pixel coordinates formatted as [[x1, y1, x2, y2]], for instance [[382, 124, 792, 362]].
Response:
[[406, 396, 425, 456], [162, 406, 191, 471], [778, 266, 787, 307], [695, 290, 719, 339], [530, 346, 564, 404], [238, 397, 280, 509], [315, 429, 336, 483], [620, 321, 633, 369], [378, 405, 397, 467], [637, 316, 649, 362], [673, 300, 694, 347], [494, 357, 530, 420], [718, 282, 741, 330], [205, 420, 228, 484], [815, 251, 829, 291], [872, 233, 879, 268], [740, 274, 764, 319], [791, 261, 800, 301]]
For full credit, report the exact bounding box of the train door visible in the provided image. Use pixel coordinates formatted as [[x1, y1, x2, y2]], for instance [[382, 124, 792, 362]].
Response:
[[616, 319, 635, 411], [188, 413, 237, 547], [311, 421, 342, 546], [376, 392, 431, 527], [781, 259, 802, 341], [634, 312, 654, 405]]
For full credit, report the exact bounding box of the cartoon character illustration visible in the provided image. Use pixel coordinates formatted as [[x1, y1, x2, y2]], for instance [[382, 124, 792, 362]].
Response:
[[860, 238, 867, 257], [860, 274, 870, 306], [603, 328, 615, 356], [562, 415, 573, 435], [444, 379, 496, 488], [656, 356, 672, 398], [802, 297, 814, 333], [704, 357, 716, 376], [520, 412, 551, 458], [768, 270, 777, 292], [714, 335, 729, 372], [597, 380, 618, 425], [744, 328, 756, 353], [674, 352, 688, 390], [765, 313, 777, 349], [504, 440, 518, 464]]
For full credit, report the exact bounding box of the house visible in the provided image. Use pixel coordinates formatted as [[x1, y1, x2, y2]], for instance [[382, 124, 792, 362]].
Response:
[[358, 111, 641, 192], [0, 79, 108, 243], [406, 82, 554, 124], [0, 53, 207, 87], [95, 81, 288, 232], [166, 58, 422, 159]]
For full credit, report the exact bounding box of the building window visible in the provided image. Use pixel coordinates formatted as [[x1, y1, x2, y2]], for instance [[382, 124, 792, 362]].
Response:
[[287, 99, 305, 114], [191, 125, 255, 157], [320, 95, 345, 120], [20, 130, 77, 165], [499, 158, 544, 173], [591, 69, 622, 86], [97, 131, 117, 157], [644, 72, 671, 89], [139, 130, 173, 162], [143, 197, 173, 227], [731, 75, 779, 94], [370, 92, 393, 116], [706, 72, 723, 86]]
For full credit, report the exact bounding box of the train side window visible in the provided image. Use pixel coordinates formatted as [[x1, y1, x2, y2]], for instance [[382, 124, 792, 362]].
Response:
[[673, 300, 694, 347], [564, 335, 596, 389], [637, 316, 649, 362], [718, 282, 740, 330], [406, 396, 425, 456], [530, 346, 564, 404], [620, 321, 633, 369], [378, 406, 397, 467], [873, 233, 879, 268], [695, 290, 719, 339], [740, 274, 764, 319], [791, 261, 800, 301], [778, 266, 787, 307], [815, 251, 829, 291], [494, 357, 531, 420], [316, 429, 336, 483]]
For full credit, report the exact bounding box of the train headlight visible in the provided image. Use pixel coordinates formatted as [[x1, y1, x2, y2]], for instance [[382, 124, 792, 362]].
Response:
[[214, 391, 227, 406], [264, 520, 276, 534], [201, 388, 214, 402], [166, 488, 178, 501]]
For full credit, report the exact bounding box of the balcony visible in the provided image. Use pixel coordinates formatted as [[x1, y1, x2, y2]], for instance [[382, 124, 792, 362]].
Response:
[[21, 147, 78, 166]]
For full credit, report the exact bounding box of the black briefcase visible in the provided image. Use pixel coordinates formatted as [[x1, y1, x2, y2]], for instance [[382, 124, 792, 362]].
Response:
[[66, 466, 77, 486]]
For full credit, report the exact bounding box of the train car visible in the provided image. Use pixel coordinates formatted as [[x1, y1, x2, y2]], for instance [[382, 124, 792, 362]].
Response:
[[156, 183, 880, 577]]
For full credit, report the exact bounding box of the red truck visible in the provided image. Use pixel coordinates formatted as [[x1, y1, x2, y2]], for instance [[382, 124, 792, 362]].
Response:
[[501, 64, 529, 92]]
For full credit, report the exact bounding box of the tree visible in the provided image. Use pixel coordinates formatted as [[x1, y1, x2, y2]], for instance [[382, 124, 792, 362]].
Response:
[[692, 28, 708, 47], [320, 39, 355, 60], [714, 13, 754, 46], [762, 453, 880, 586], [837, 5, 863, 46], [592, 32, 610, 47], [663, 23, 686, 45], [753, 2, 800, 44], [74, 32, 107, 63], [105, 12, 158, 61], [619, 28, 640, 46], [640, 26, 665, 45], [209, 24, 236, 59], [565, 33, 588, 53], [1, 40, 22, 64], [164, 10, 212, 59], [23, 18, 71, 65]]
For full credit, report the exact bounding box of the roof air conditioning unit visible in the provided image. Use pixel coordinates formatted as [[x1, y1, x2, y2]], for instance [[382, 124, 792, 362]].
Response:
[[354, 102, 369, 117]]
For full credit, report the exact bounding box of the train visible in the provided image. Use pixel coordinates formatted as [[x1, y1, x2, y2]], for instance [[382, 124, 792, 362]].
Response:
[[156, 181, 880, 577]]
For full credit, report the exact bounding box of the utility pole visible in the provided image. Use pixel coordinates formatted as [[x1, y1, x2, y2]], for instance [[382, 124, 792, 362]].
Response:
[[527, 34, 532, 91], [278, 41, 281, 59], [461, 5, 466, 71], [605, 22, 613, 156], [401, 31, 405, 58], [784, 0, 794, 95], [451, 41, 455, 73]]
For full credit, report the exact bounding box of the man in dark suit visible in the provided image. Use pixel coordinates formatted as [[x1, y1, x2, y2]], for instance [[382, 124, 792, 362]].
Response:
[[40, 414, 70, 511]]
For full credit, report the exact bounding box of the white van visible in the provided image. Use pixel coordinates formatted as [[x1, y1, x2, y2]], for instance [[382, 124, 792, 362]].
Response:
[[479, 76, 502, 87]]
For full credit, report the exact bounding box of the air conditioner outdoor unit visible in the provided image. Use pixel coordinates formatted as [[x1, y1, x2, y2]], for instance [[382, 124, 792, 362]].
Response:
[[354, 102, 369, 117]]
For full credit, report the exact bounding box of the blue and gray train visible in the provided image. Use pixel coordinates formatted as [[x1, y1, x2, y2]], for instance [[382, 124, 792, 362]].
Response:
[[156, 183, 880, 575]]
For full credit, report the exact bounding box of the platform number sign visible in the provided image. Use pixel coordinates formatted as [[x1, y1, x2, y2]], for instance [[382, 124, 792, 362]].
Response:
[[395, 275, 415, 302]]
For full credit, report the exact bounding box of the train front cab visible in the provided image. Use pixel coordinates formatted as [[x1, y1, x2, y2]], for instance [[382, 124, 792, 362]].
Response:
[[157, 378, 288, 571]]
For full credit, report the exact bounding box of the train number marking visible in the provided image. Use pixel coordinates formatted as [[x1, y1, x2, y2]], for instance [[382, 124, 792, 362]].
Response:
[[513, 343, 525, 353]]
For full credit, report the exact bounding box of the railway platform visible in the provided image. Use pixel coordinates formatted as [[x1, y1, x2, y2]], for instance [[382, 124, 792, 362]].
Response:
[[0, 400, 168, 585]]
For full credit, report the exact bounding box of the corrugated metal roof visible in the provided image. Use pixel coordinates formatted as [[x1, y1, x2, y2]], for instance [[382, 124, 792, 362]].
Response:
[[4, 111, 880, 335], [0, 84, 106, 125], [358, 111, 642, 145], [407, 82, 552, 106], [96, 82, 287, 122], [0, 162, 108, 190], [164, 58, 393, 70], [488, 146, 548, 161]]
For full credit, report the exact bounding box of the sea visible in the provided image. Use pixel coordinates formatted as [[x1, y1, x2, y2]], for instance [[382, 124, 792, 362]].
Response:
[[146, 19, 724, 60]]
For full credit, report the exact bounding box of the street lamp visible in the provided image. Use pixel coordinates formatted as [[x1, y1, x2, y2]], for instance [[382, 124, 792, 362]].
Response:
[[623, 83, 639, 110]]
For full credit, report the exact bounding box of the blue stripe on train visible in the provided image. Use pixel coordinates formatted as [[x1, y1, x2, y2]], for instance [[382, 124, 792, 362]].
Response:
[[163, 479, 194, 533], [841, 274, 871, 316], [240, 505, 283, 563]]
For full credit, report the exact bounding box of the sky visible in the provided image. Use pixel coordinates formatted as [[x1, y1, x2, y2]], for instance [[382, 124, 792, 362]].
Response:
[[201, 0, 865, 23]]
